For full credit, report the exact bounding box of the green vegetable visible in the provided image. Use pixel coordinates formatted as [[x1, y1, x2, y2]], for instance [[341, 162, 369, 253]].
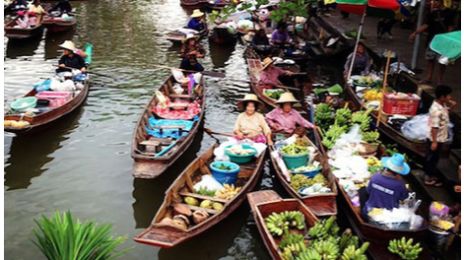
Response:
[[351, 111, 371, 132], [322, 125, 347, 149], [264, 89, 285, 100], [335, 107, 352, 126], [216, 164, 233, 171], [281, 143, 308, 156], [362, 131, 380, 144], [196, 187, 216, 197]]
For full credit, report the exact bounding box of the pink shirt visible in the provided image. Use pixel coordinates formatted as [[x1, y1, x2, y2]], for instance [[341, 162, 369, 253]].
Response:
[[258, 66, 285, 87], [265, 108, 314, 134]]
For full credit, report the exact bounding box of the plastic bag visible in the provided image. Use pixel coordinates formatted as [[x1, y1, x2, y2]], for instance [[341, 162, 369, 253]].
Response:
[[34, 79, 51, 92], [401, 114, 429, 141], [193, 175, 223, 192], [333, 124, 363, 148]]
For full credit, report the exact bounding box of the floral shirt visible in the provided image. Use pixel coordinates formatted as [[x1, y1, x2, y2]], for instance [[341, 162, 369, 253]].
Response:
[[428, 101, 449, 143]]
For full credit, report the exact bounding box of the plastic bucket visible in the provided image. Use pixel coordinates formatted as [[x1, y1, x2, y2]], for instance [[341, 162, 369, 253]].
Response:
[[427, 227, 450, 253], [225, 144, 257, 164], [10, 97, 37, 112], [292, 167, 322, 178], [282, 153, 309, 170], [210, 161, 240, 185]]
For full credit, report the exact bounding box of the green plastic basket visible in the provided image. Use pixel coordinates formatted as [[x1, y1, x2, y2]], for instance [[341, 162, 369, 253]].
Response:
[[10, 97, 37, 112], [225, 144, 257, 164], [282, 152, 309, 170]]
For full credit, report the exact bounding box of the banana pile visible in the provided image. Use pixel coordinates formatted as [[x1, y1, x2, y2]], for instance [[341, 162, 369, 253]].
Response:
[[4, 120, 30, 128], [388, 237, 423, 260], [340, 242, 369, 260], [290, 173, 328, 191], [307, 216, 339, 240], [265, 211, 306, 236], [215, 184, 241, 200], [363, 89, 383, 101], [280, 233, 306, 260]]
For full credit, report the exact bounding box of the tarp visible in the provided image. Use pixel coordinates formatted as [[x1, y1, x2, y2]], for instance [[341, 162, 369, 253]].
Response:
[[145, 117, 196, 139], [430, 31, 461, 61]]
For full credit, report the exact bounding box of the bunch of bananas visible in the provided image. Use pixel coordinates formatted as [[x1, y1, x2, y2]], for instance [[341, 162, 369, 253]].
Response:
[[265, 211, 306, 236], [295, 248, 321, 260], [281, 235, 307, 260], [363, 89, 383, 101], [339, 229, 359, 252], [340, 242, 369, 260], [388, 237, 423, 260], [280, 233, 305, 250], [307, 216, 339, 240], [311, 240, 339, 260], [215, 184, 241, 200], [290, 174, 328, 191], [366, 157, 381, 167]]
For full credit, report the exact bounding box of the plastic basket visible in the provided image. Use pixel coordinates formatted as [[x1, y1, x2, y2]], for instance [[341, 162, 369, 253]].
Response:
[[225, 144, 257, 164], [210, 161, 240, 185], [282, 152, 309, 170]]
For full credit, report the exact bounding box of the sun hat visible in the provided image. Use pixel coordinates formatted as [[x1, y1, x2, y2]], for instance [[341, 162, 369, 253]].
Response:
[[191, 9, 204, 18], [276, 92, 298, 104], [381, 153, 410, 175], [261, 57, 275, 70], [183, 34, 198, 43], [237, 93, 264, 111], [59, 40, 76, 52]]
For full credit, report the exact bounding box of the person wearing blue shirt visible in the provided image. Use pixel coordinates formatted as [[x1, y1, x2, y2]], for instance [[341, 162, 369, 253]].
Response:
[[187, 9, 206, 31]]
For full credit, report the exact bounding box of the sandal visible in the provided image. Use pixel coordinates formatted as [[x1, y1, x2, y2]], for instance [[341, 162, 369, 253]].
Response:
[[424, 178, 437, 186]]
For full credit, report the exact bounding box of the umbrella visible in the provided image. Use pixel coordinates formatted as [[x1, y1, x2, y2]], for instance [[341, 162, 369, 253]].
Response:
[[429, 30, 461, 61], [336, 0, 400, 78]]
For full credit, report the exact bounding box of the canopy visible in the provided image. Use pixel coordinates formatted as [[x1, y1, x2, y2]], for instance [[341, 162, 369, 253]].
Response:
[[429, 31, 461, 61], [336, 0, 400, 14]]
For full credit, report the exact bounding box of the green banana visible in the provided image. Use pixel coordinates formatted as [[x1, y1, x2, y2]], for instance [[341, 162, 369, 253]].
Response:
[[388, 237, 423, 260]]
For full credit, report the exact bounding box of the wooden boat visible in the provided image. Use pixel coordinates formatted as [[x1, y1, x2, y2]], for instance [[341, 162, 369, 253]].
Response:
[[43, 15, 76, 33], [205, 0, 230, 10], [131, 74, 206, 179], [4, 18, 44, 39], [4, 44, 92, 134], [247, 190, 319, 260], [134, 143, 267, 247], [165, 27, 208, 44], [180, 0, 208, 7], [269, 132, 338, 217]]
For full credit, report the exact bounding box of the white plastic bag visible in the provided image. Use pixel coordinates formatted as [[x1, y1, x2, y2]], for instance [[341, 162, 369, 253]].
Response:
[[193, 175, 224, 192], [401, 114, 429, 141]]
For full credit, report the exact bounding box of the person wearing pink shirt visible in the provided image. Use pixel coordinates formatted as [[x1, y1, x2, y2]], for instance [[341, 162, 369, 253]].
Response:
[[265, 92, 314, 134], [258, 57, 295, 89]]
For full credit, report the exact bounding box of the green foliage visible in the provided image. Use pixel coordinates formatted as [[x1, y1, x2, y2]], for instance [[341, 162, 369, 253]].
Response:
[[33, 211, 128, 260], [270, 0, 315, 22], [209, 0, 270, 22]]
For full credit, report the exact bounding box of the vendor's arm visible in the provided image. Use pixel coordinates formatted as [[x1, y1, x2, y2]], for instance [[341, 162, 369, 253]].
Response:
[[409, 23, 429, 42], [78, 55, 86, 72], [295, 112, 314, 129], [259, 114, 273, 145], [58, 55, 66, 67]]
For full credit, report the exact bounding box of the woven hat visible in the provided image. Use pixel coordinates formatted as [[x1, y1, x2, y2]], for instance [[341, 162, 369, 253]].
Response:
[[276, 92, 298, 104], [381, 153, 410, 175], [261, 57, 275, 70], [238, 93, 264, 111], [183, 34, 198, 43], [191, 9, 204, 18], [59, 40, 76, 52]]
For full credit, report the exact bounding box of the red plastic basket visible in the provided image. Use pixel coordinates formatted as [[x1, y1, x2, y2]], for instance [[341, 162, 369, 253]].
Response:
[[382, 93, 420, 116]]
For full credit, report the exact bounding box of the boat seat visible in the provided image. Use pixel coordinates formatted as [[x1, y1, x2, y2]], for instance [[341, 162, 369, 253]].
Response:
[[140, 140, 160, 147], [169, 94, 195, 100], [169, 103, 189, 109]]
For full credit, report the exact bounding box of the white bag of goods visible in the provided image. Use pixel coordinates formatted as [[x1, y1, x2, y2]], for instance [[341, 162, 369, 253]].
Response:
[[401, 114, 429, 141], [193, 174, 224, 193]]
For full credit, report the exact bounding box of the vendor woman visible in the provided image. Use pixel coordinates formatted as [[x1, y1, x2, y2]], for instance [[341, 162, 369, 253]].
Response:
[[265, 92, 314, 134], [259, 57, 295, 88], [344, 43, 372, 76], [234, 94, 273, 145], [363, 153, 410, 217]]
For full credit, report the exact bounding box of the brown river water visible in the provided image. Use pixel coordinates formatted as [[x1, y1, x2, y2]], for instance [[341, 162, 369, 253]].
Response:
[[4, 0, 341, 259]]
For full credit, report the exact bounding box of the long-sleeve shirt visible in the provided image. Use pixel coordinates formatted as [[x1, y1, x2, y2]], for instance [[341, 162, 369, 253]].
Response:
[[58, 54, 86, 72], [271, 29, 290, 45], [265, 108, 313, 134], [258, 66, 285, 87], [187, 18, 205, 31], [234, 112, 271, 137], [344, 51, 371, 75]]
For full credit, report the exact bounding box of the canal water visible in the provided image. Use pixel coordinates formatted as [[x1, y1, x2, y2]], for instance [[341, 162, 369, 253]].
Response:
[[4, 1, 340, 259]]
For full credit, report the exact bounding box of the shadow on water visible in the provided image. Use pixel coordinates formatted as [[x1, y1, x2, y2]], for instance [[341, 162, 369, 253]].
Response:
[[5, 34, 43, 58], [208, 40, 237, 68], [44, 29, 76, 60], [4, 107, 85, 191], [132, 129, 205, 229]]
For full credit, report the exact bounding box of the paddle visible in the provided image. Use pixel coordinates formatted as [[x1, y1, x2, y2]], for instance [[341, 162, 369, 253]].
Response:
[[53, 65, 113, 79], [204, 127, 235, 137], [153, 64, 226, 78]]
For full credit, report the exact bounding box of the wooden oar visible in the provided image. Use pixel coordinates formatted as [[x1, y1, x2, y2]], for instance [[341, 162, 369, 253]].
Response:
[[153, 64, 226, 78], [53, 65, 113, 79], [204, 127, 235, 137]]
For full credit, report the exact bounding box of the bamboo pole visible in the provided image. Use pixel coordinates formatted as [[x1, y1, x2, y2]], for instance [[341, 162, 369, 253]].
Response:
[[377, 50, 393, 127]]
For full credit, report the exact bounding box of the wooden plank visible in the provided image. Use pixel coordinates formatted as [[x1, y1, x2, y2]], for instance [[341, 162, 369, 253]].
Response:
[[140, 140, 160, 146], [178, 192, 228, 204], [169, 94, 194, 99]]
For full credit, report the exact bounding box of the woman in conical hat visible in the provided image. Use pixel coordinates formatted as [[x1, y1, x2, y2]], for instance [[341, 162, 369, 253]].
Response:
[[234, 93, 273, 145], [265, 92, 314, 135], [187, 9, 206, 32], [180, 34, 205, 72], [57, 40, 86, 73], [258, 57, 295, 89]]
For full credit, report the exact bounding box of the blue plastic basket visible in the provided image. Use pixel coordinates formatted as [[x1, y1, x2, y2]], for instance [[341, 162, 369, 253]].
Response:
[[210, 161, 240, 185]]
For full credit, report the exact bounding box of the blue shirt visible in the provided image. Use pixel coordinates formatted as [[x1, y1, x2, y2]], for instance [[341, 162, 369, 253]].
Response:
[[364, 173, 408, 213], [187, 18, 204, 31]]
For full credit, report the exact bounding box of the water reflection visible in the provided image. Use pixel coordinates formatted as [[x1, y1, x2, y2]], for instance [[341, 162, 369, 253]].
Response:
[[209, 40, 237, 68], [5, 34, 43, 58], [132, 132, 204, 229], [4, 107, 84, 190]]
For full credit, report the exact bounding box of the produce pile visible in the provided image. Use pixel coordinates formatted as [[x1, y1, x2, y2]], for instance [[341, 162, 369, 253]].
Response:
[[226, 145, 255, 156], [350, 75, 382, 88], [290, 173, 330, 195], [316, 104, 379, 149], [4, 120, 30, 128], [281, 143, 309, 156], [388, 237, 423, 260], [264, 89, 285, 100], [363, 89, 383, 102], [264, 214, 369, 260]]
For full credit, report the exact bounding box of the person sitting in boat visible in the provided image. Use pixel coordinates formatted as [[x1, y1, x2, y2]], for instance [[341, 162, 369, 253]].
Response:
[[362, 153, 410, 219], [265, 92, 314, 135], [271, 21, 292, 47], [56, 41, 87, 73], [252, 28, 270, 48], [28, 0, 47, 16], [180, 34, 205, 72], [49, 0, 72, 16], [6, 0, 28, 13], [344, 43, 372, 76], [234, 94, 273, 145], [258, 57, 295, 88], [187, 9, 206, 32]]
